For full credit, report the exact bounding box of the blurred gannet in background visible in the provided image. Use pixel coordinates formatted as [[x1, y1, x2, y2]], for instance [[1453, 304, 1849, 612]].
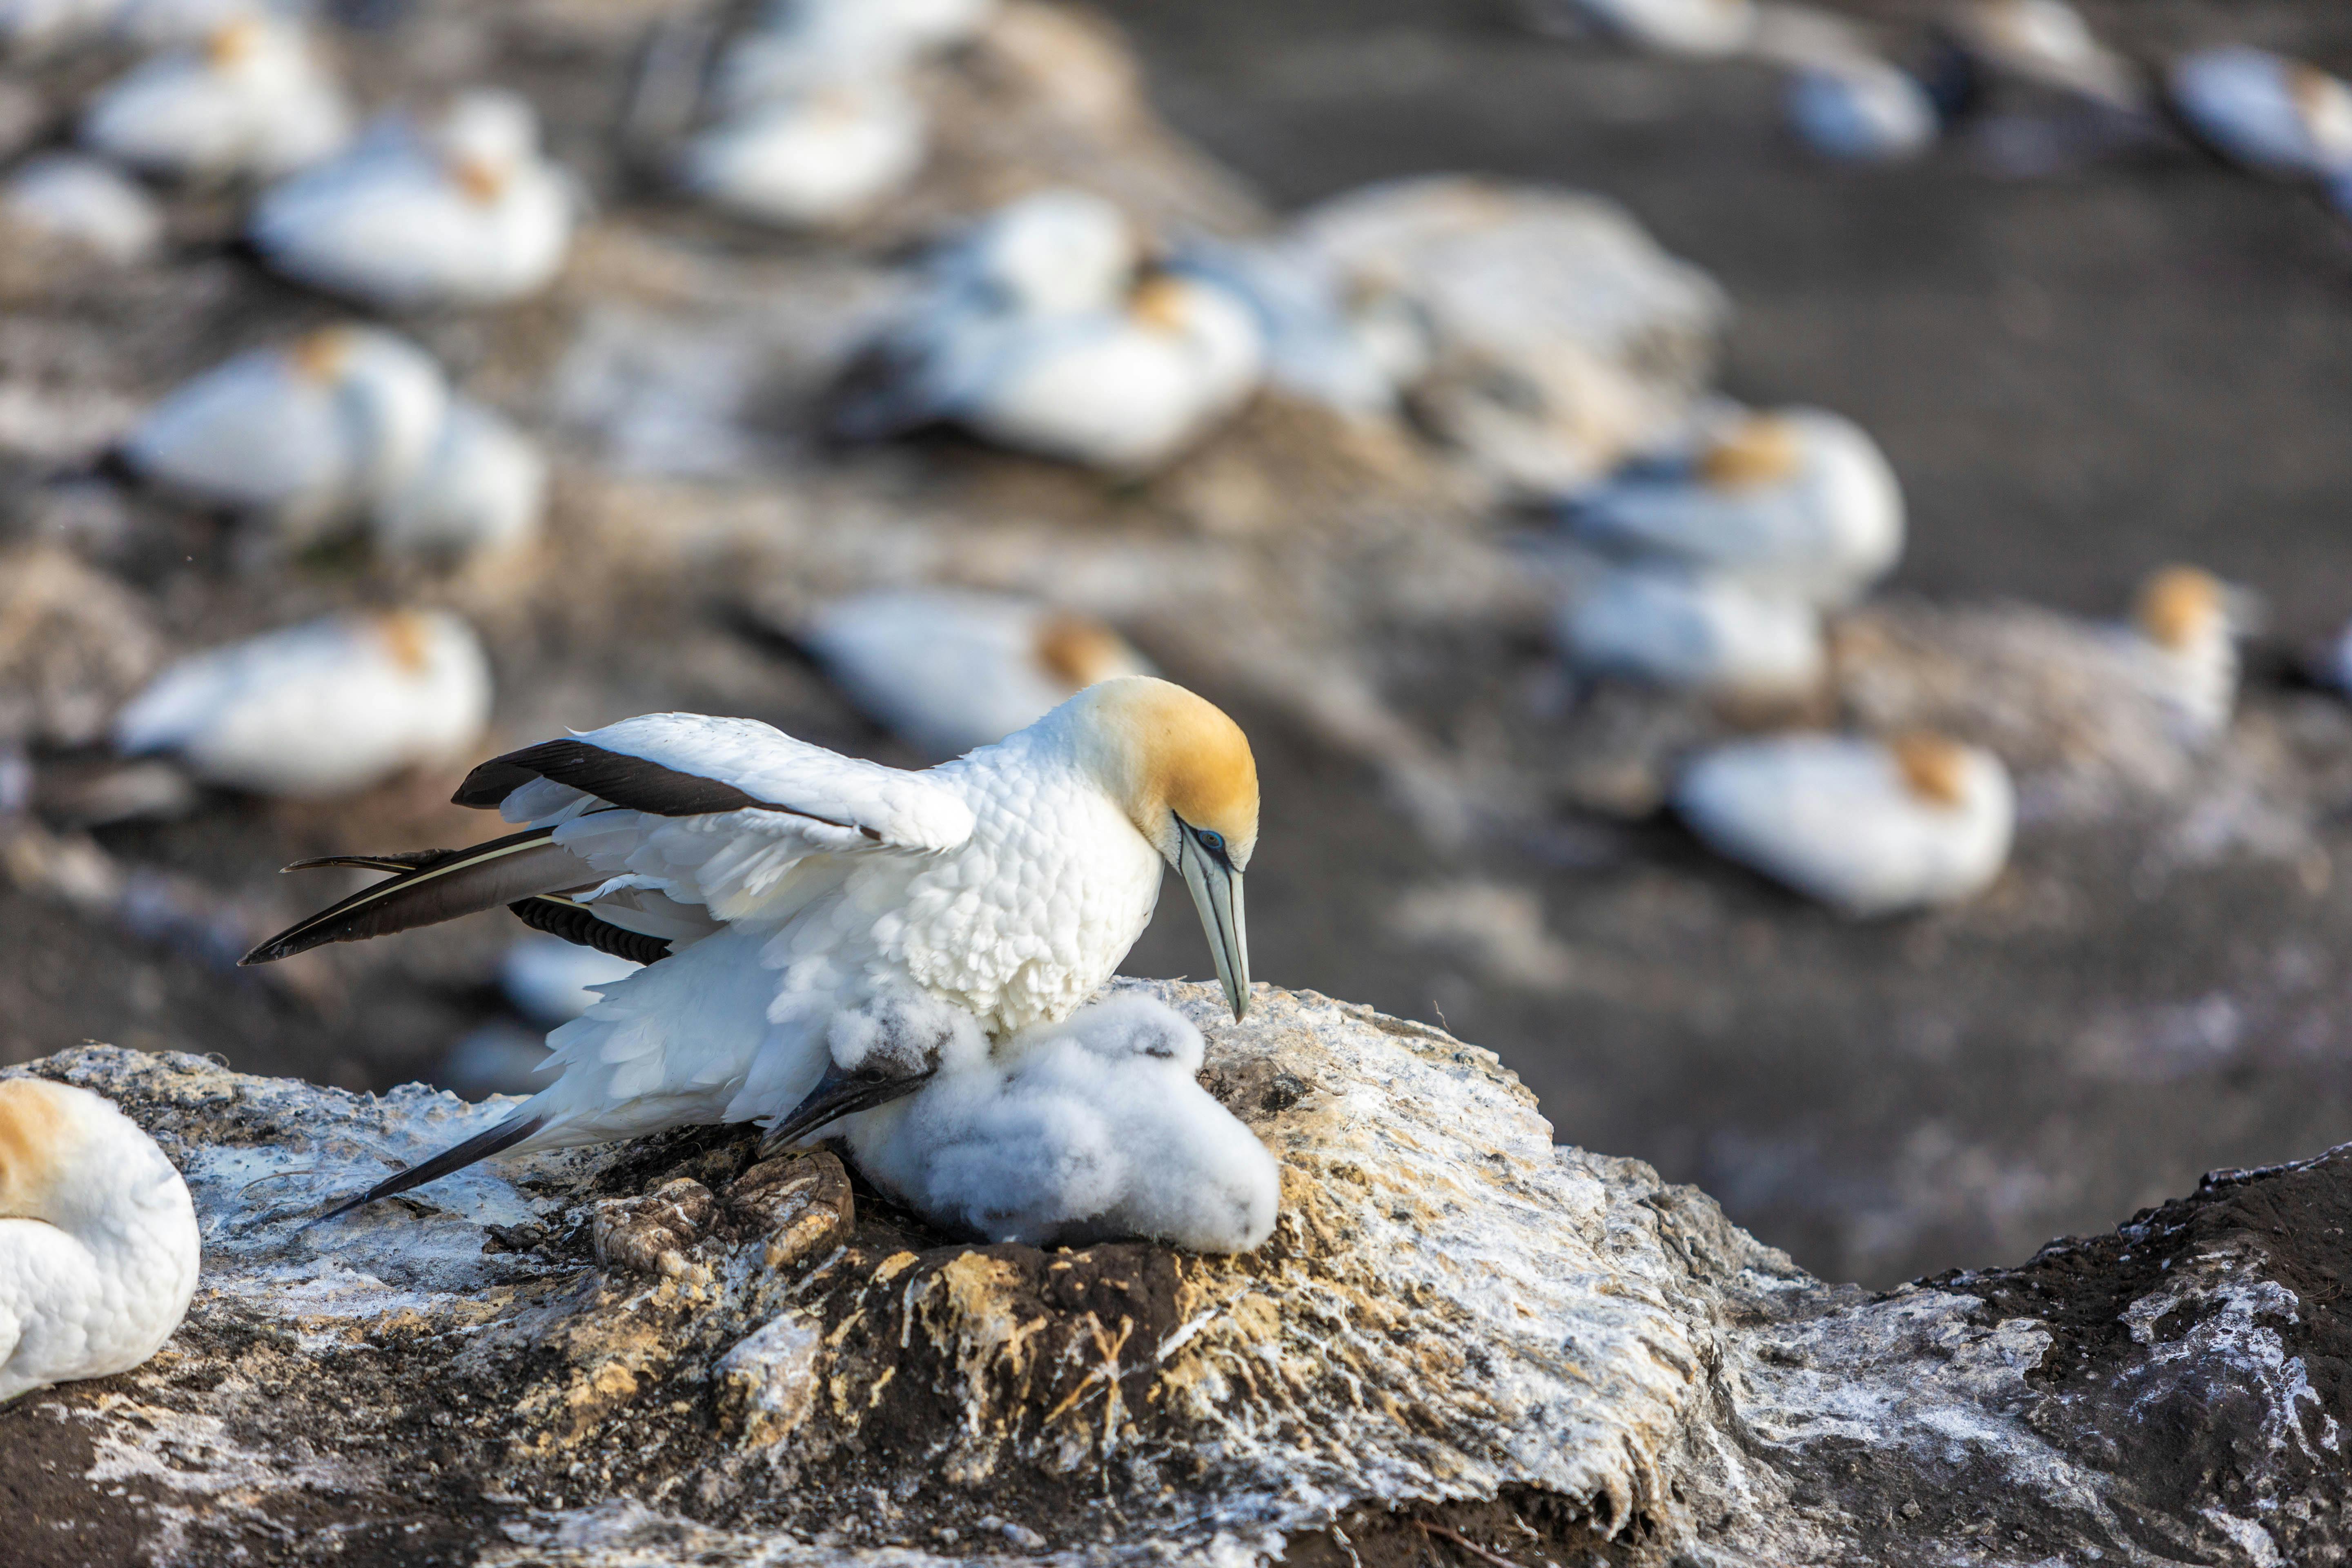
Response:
[[680, 80, 927, 228], [80, 16, 350, 183], [1, 152, 165, 262], [0, 1079, 200, 1404], [1532, 0, 1755, 57], [113, 609, 493, 798], [1562, 407, 1904, 606], [1555, 565, 1824, 699], [713, 0, 996, 109], [250, 89, 575, 308], [0, 0, 111, 53], [372, 397, 547, 563], [2168, 47, 2352, 180], [760, 989, 1276, 1252], [501, 933, 641, 1025], [239, 676, 1261, 1218], [1174, 237, 1434, 416], [1786, 54, 1941, 163], [1938, 0, 2144, 112], [123, 325, 448, 539], [111, 0, 264, 46], [805, 588, 1154, 760], [2127, 565, 2242, 746], [1676, 731, 2015, 916]]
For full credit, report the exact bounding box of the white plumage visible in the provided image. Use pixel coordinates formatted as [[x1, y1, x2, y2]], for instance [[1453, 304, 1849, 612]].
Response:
[[0, 1079, 200, 1405], [713, 0, 996, 108], [80, 16, 350, 183], [249, 89, 574, 309], [1944, 0, 2143, 111], [372, 396, 547, 562], [805, 588, 1154, 760], [927, 186, 1136, 317], [1676, 732, 2015, 916], [2126, 565, 2241, 747], [680, 81, 927, 227], [1786, 55, 1940, 163], [1564, 407, 1904, 606], [2, 152, 165, 262], [2169, 47, 2352, 179], [113, 609, 493, 798], [1555, 565, 1824, 698], [1175, 236, 1434, 416], [1548, 0, 1755, 57]]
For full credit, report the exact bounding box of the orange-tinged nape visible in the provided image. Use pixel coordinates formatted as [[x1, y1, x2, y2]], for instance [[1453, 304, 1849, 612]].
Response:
[[376, 610, 435, 674], [2134, 565, 2223, 653], [450, 154, 509, 205], [1891, 732, 1971, 808], [1129, 274, 1196, 334], [1698, 414, 1802, 491], [291, 327, 355, 383], [1034, 611, 1134, 691], [205, 17, 261, 69], [0, 1079, 71, 1218], [1082, 677, 1260, 865]]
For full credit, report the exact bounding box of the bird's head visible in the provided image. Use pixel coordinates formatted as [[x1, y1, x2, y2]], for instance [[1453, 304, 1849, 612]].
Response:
[[2134, 565, 2228, 654], [0, 1080, 165, 1231], [205, 17, 262, 70], [0, 1079, 69, 1223], [1697, 413, 1803, 491], [1067, 677, 1258, 1020], [1890, 731, 1972, 809]]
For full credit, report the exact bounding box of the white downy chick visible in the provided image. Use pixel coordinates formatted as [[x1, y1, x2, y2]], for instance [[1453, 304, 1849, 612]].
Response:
[[249, 89, 575, 309], [372, 396, 547, 564], [1675, 731, 2015, 917], [805, 588, 1154, 760], [1786, 54, 1941, 163], [0, 1079, 201, 1405], [122, 325, 448, 538], [1555, 565, 1824, 699], [1563, 407, 1905, 607], [713, 0, 996, 109], [2128, 565, 2240, 746], [112, 609, 493, 798], [2169, 47, 2352, 179], [2, 152, 165, 262], [501, 934, 641, 1025], [80, 16, 351, 183], [679, 80, 926, 228]]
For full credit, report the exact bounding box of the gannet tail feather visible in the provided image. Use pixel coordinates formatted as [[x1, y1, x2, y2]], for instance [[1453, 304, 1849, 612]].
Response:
[[241, 826, 595, 965], [311, 1112, 546, 1225]]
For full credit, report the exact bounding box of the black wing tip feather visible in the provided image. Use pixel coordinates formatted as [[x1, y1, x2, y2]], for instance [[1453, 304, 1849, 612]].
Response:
[[308, 1114, 545, 1226], [243, 825, 568, 966]]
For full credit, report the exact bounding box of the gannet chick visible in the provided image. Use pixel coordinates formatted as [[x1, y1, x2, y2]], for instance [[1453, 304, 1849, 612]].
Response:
[[122, 325, 448, 539], [679, 80, 926, 228], [0, 1079, 200, 1405], [80, 17, 351, 183], [768, 990, 1276, 1252], [1562, 408, 1905, 607], [249, 89, 575, 309], [805, 588, 1154, 760], [1555, 565, 1824, 699], [2, 152, 165, 263], [713, 0, 996, 109], [2168, 47, 2352, 179], [113, 609, 492, 799], [1786, 55, 1941, 163], [1675, 732, 2014, 916], [1545, 0, 1755, 57], [245, 677, 1260, 1219], [372, 397, 547, 564], [501, 933, 641, 1025], [2129, 565, 2240, 746]]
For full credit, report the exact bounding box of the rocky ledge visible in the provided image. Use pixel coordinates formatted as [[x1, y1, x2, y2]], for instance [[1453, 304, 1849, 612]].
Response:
[[3, 981, 2344, 1567]]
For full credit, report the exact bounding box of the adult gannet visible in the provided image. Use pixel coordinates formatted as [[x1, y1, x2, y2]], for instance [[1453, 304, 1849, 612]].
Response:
[[2168, 47, 2352, 180], [242, 676, 1259, 1217], [804, 588, 1154, 760], [679, 80, 927, 228], [1555, 564, 1824, 699], [372, 396, 547, 564], [2129, 564, 2241, 746], [1534, 0, 1754, 57], [80, 16, 350, 183], [1786, 54, 1941, 163], [249, 89, 575, 309], [2, 152, 165, 263], [1939, 0, 2143, 113], [761, 989, 1276, 1252], [1675, 731, 2014, 916], [122, 325, 448, 539], [1174, 237, 1434, 416], [0, 1079, 200, 1405], [713, 0, 996, 109], [1561, 407, 1905, 607], [114, 609, 492, 798]]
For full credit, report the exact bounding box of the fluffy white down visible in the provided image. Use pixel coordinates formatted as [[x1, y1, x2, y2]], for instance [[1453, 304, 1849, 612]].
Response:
[[1556, 566, 1824, 697], [79, 18, 350, 183], [680, 84, 927, 227], [1675, 734, 2015, 917], [1785, 57, 1939, 163], [0, 1082, 200, 1405], [2, 153, 164, 262], [837, 991, 1279, 1252], [2171, 48, 2352, 178], [805, 588, 1154, 760], [111, 610, 493, 797], [372, 397, 547, 561]]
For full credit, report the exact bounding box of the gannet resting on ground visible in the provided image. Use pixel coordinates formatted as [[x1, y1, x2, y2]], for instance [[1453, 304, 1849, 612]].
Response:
[[1561, 407, 1904, 607], [804, 588, 1154, 760], [113, 609, 493, 798], [2127, 565, 2242, 747], [1554, 564, 1824, 699], [762, 989, 1276, 1252], [2168, 47, 2352, 180], [1530, 0, 1755, 57], [713, 0, 996, 109], [1675, 731, 2014, 916], [679, 80, 927, 228], [372, 396, 547, 564], [249, 89, 575, 308], [80, 16, 350, 183], [1, 152, 165, 263], [241, 677, 1260, 1218], [122, 325, 448, 539], [1937, 0, 2144, 113], [1173, 237, 1434, 416], [1786, 54, 1941, 162], [0, 1079, 200, 1405]]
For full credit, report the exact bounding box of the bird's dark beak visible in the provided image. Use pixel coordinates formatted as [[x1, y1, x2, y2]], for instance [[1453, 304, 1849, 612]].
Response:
[[757, 1058, 935, 1159]]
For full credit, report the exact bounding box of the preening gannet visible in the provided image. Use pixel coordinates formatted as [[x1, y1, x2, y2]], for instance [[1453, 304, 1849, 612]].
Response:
[[1675, 731, 2014, 916], [2128, 565, 2241, 746], [80, 16, 350, 183], [0, 1079, 200, 1404], [113, 609, 493, 798], [762, 989, 1276, 1252], [2168, 47, 2352, 180], [1562, 407, 1905, 607], [241, 677, 1261, 1218], [804, 588, 1154, 760], [249, 89, 575, 309], [2, 152, 164, 263], [680, 80, 927, 228], [1554, 564, 1825, 699]]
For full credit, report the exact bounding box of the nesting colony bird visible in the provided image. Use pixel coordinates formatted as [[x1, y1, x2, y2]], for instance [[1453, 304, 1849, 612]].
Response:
[[1555, 565, 1824, 700], [250, 89, 575, 309], [1938, 0, 2144, 113], [1539, 0, 1755, 57], [1676, 731, 2015, 916], [762, 989, 1276, 1252], [1174, 237, 1434, 416], [1786, 54, 1941, 162], [680, 80, 927, 228], [2127, 565, 2241, 746], [1563, 407, 1904, 607], [80, 16, 350, 183], [713, 0, 996, 109], [2168, 47, 2352, 181], [113, 609, 492, 798], [0, 1079, 200, 1405], [804, 588, 1154, 760], [1, 152, 165, 263], [241, 677, 1261, 1220], [372, 397, 548, 563]]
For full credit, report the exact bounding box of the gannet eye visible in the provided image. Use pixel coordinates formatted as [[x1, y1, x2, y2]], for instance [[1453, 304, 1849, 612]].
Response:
[[1196, 829, 1225, 857]]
